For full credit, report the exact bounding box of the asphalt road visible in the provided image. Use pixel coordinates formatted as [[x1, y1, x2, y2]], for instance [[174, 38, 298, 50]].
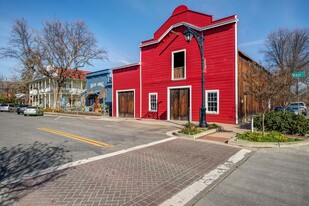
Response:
[[0, 112, 179, 163], [196, 145, 309, 206]]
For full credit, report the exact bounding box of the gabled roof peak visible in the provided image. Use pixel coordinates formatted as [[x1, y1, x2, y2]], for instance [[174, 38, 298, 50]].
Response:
[[172, 5, 188, 16]]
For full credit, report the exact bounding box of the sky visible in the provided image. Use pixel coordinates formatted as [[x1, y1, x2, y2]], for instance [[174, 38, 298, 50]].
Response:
[[0, 0, 308, 78]]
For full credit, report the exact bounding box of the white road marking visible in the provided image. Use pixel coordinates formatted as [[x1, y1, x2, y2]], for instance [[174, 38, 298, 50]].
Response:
[[1, 136, 177, 185], [160, 149, 251, 206], [54, 116, 61, 120]]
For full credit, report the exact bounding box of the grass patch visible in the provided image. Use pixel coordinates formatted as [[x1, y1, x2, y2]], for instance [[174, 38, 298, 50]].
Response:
[[179, 123, 219, 135], [236, 131, 303, 142]]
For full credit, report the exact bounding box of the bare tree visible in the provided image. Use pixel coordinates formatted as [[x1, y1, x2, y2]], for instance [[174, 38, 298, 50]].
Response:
[[1, 18, 108, 108], [243, 64, 280, 134], [261, 28, 309, 104], [35, 19, 108, 108], [0, 19, 36, 103]]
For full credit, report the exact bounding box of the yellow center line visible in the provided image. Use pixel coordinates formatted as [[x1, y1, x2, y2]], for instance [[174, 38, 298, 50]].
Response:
[[37, 128, 111, 148]]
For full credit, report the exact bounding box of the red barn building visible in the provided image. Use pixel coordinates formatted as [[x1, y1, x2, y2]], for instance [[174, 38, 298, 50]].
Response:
[[112, 5, 251, 124]]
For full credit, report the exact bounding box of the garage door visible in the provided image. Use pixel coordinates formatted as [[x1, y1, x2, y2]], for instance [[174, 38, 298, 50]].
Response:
[[118, 91, 134, 118], [170, 88, 189, 121]]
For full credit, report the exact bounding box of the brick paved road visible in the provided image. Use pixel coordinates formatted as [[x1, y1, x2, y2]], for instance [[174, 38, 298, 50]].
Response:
[[13, 139, 240, 206]]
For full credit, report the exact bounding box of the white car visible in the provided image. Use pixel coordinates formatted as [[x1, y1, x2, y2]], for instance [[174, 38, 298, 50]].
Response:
[[289, 102, 307, 111], [0, 104, 17, 112], [24, 106, 44, 116]]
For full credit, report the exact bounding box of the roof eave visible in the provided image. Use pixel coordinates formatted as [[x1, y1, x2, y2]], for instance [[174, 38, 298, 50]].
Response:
[[140, 16, 238, 48]]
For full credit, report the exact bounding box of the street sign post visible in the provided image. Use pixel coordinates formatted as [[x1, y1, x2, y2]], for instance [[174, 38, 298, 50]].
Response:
[[292, 71, 306, 115]]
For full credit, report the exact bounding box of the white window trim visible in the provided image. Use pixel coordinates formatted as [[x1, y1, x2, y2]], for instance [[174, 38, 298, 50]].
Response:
[[148, 92, 158, 112], [171, 49, 186, 80], [205, 90, 219, 114]]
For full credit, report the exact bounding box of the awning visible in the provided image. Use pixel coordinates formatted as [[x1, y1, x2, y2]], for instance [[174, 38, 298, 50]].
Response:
[[85, 90, 100, 98], [82, 86, 105, 99]]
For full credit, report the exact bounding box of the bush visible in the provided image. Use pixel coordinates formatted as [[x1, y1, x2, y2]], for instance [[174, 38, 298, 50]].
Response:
[[254, 111, 309, 136], [207, 123, 220, 129], [236, 131, 302, 142], [179, 123, 219, 135]]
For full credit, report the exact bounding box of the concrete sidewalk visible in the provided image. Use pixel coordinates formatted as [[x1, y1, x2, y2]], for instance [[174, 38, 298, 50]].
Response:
[[195, 144, 309, 206]]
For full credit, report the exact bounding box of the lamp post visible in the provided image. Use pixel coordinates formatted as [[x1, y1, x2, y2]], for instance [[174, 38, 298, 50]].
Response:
[[183, 25, 207, 127]]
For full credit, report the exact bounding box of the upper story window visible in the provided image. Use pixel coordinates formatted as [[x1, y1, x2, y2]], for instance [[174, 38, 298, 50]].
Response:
[[149, 93, 158, 112], [172, 50, 186, 80], [206, 90, 219, 114]]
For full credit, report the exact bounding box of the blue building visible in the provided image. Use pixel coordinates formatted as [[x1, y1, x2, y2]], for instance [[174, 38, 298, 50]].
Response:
[[84, 69, 112, 113]]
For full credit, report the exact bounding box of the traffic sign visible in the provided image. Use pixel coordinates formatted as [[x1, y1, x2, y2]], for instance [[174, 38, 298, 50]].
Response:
[[290, 82, 307, 95], [292, 71, 305, 78]]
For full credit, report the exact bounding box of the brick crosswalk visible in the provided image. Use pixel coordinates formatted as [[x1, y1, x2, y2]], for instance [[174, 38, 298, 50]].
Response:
[[15, 139, 240, 206]]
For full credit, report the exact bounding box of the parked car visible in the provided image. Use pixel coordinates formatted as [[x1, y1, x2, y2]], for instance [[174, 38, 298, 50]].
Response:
[[274, 105, 306, 116], [24, 106, 44, 116], [17, 104, 29, 114], [274, 106, 284, 112], [0, 104, 17, 112], [285, 105, 306, 115], [288, 102, 307, 112]]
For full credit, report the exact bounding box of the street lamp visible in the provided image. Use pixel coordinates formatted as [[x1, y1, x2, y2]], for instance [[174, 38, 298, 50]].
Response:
[[183, 25, 207, 127]]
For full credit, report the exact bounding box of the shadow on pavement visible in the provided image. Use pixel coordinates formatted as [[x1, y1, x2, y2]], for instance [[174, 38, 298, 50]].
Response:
[[0, 142, 72, 205]]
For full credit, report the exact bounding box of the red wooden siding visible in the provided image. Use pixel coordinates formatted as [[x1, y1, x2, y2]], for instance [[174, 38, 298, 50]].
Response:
[[141, 22, 236, 124], [112, 65, 140, 118], [112, 5, 238, 124]]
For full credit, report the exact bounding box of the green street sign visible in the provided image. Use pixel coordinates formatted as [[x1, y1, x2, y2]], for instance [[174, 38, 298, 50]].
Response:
[[292, 71, 305, 78]]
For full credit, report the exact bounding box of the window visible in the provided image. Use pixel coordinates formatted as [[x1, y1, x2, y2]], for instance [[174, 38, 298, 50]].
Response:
[[108, 76, 112, 83], [206, 90, 219, 114], [172, 50, 185, 80], [149, 93, 158, 112]]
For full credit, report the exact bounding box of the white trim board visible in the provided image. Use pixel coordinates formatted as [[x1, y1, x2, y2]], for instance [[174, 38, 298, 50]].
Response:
[[111, 63, 140, 71], [140, 17, 238, 48], [235, 21, 238, 124], [205, 90, 220, 114], [148, 92, 158, 112], [171, 49, 186, 81], [139, 51, 142, 118]]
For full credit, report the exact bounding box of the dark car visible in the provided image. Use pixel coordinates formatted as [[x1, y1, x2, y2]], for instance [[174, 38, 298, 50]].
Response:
[[17, 104, 29, 114], [274, 106, 284, 112]]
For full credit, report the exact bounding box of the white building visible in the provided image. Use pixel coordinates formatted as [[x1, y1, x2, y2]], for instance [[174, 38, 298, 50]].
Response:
[[29, 70, 88, 108]]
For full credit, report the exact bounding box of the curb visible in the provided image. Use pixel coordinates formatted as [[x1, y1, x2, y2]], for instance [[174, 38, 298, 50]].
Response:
[[160, 149, 252, 206], [228, 137, 309, 148], [172, 129, 218, 139], [45, 112, 103, 118]]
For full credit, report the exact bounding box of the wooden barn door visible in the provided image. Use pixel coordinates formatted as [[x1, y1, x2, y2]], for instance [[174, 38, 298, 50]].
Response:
[[118, 91, 134, 118], [170, 88, 189, 121]]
